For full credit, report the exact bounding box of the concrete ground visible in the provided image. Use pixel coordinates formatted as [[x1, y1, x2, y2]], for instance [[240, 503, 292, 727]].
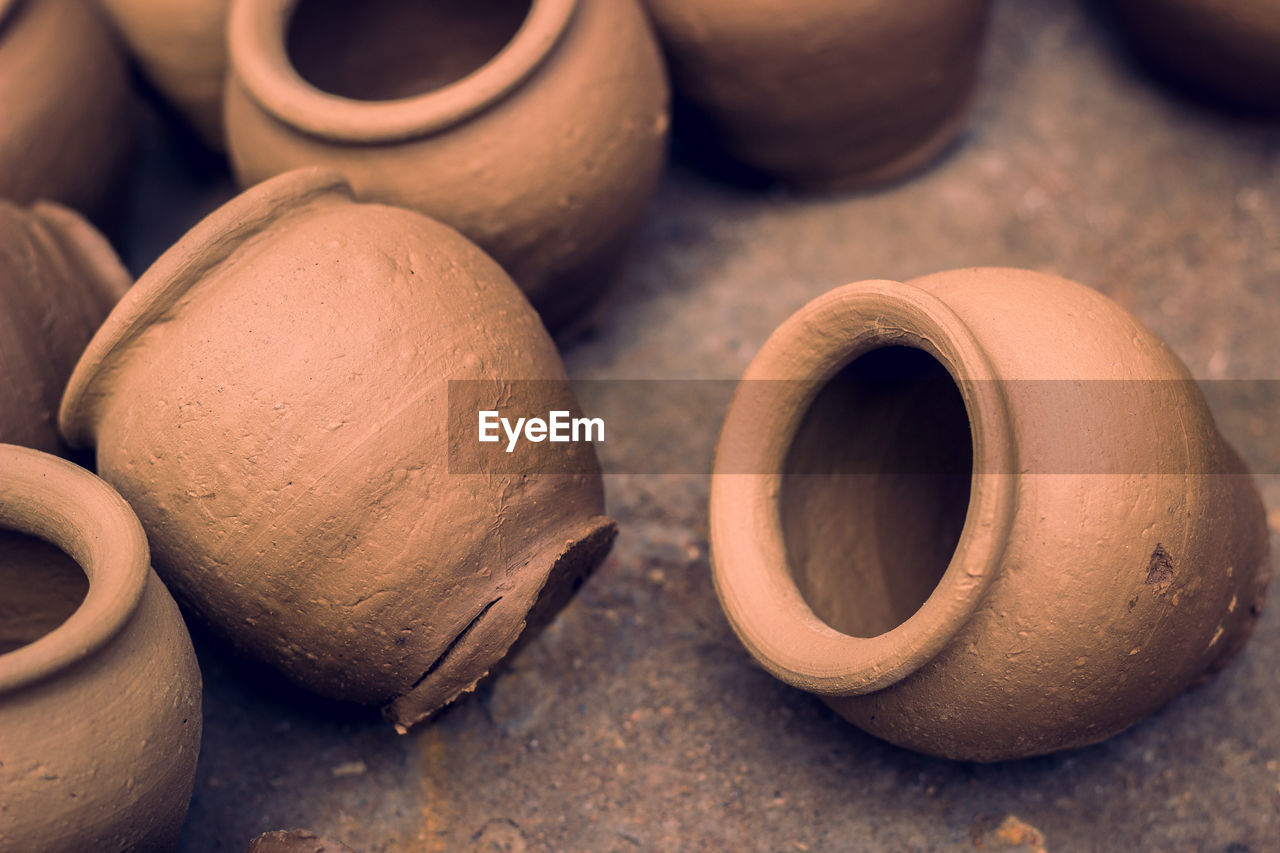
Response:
[[113, 0, 1279, 850]]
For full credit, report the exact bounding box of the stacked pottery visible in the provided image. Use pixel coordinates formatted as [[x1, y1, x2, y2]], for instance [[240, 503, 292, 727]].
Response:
[[642, 0, 994, 189], [710, 268, 1271, 761], [60, 168, 618, 731], [0, 0, 137, 213], [224, 0, 671, 330]]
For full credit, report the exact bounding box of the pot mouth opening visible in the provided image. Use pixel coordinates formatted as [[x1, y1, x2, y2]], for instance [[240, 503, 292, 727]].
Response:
[[58, 168, 351, 449], [710, 279, 1017, 697], [230, 0, 577, 143], [0, 446, 149, 694]]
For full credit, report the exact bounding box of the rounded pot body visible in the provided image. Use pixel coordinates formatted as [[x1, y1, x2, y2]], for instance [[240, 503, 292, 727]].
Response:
[[0, 0, 138, 212], [224, 0, 670, 331], [642, 0, 992, 190], [0, 200, 131, 454], [60, 168, 617, 730], [0, 445, 202, 852], [97, 0, 230, 147], [1110, 0, 1280, 112], [710, 268, 1271, 761]]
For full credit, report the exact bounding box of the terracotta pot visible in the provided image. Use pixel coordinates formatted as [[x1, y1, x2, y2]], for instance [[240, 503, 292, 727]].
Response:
[[0, 444, 202, 852], [711, 268, 1271, 761], [0, 0, 138, 213], [59, 168, 617, 730], [0, 199, 131, 455], [224, 0, 670, 331], [642, 0, 993, 190], [97, 0, 230, 146], [1109, 0, 1280, 112]]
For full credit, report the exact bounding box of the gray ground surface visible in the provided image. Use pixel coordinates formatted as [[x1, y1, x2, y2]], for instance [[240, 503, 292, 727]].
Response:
[[114, 1, 1279, 850]]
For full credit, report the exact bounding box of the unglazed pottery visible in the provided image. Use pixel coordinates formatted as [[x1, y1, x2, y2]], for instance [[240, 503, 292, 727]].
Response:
[[60, 168, 617, 730], [0, 445, 201, 852], [224, 0, 670, 330], [642, 0, 992, 190], [246, 830, 359, 853], [711, 268, 1271, 761], [0, 0, 137, 212], [0, 199, 131, 454], [1110, 0, 1280, 111], [97, 0, 231, 146]]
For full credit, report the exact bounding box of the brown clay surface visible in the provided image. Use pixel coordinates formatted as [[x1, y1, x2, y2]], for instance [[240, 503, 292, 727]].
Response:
[[108, 0, 1280, 848]]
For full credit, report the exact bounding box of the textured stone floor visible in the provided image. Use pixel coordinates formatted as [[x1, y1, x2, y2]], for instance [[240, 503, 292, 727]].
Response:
[[111, 0, 1279, 850]]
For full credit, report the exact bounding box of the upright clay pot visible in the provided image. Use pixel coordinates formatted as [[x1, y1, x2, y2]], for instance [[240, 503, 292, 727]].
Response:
[[0, 445, 202, 852], [0, 199, 132, 455], [711, 268, 1271, 761], [224, 0, 670, 331], [642, 0, 992, 190], [1109, 0, 1280, 112], [59, 168, 617, 731], [0, 0, 138, 213], [96, 0, 230, 146]]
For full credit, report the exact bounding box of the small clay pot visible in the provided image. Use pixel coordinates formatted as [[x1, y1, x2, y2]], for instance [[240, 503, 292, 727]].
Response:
[[0, 444, 202, 852], [711, 268, 1271, 761], [224, 0, 670, 331], [97, 0, 231, 146], [642, 0, 993, 190], [1109, 0, 1280, 112], [60, 168, 617, 730], [0, 0, 138, 213], [0, 199, 131, 455]]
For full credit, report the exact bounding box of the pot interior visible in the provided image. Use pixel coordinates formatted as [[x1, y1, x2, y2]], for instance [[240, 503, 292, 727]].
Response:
[[0, 531, 89, 655], [287, 0, 533, 101], [781, 345, 972, 638]]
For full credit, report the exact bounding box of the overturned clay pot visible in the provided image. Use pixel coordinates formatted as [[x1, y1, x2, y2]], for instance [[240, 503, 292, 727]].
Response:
[[60, 168, 617, 731], [1109, 0, 1280, 112], [642, 0, 993, 191], [225, 0, 670, 331], [0, 0, 138, 213], [0, 444, 202, 852], [711, 268, 1271, 761], [97, 0, 231, 147], [0, 199, 131, 455]]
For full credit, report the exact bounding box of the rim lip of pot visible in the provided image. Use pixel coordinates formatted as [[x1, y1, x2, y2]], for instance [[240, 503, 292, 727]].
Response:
[[228, 0, 578, 143], [59, 167, 352, 448], [0, 444, 149, 694], [709, 278, 1018, 698]]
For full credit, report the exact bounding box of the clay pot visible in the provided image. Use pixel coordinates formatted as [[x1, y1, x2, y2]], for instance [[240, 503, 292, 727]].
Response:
[[224, 0, 670, 331], [59, 167, 617, 730], [97, 0, 230, 146], [0, 199, 131, 455], [0, 0, 138, 213], [642, 0, 993, 190], [711, 268, 1271, 761], [0, 444, 202, 852], [1109, 0, 1280, 112]]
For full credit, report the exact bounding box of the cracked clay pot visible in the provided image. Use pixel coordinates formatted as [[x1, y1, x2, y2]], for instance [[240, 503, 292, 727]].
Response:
[[59, 168, 617, 731], [1109, 0, 1280, 112], [225, 0, 670, 331], [641, 0, 993, 190], [711, 268, 1271, 761], [0, 199, 131, 455], [0, 0, 137, 213], [0, 445, 201, 852]]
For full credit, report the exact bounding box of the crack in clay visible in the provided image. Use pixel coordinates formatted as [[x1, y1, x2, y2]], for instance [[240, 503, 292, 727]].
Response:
[[407, 596, 503, 693], [1144, 543, 1175, 594]]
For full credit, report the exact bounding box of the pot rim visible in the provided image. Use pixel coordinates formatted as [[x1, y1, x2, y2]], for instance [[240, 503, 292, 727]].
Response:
[[59, 167, 352, 448], [227, 0, 577, 143], [0, 445, 149, 694], [709, 278, 1018, 697]]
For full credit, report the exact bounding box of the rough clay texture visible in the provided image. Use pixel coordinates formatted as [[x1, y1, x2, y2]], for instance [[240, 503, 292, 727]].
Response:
[[0, 0, 138, 213], [225, 0, 670, 331], [104, 0, 1279, 849], [642, 0, 993, 190]]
